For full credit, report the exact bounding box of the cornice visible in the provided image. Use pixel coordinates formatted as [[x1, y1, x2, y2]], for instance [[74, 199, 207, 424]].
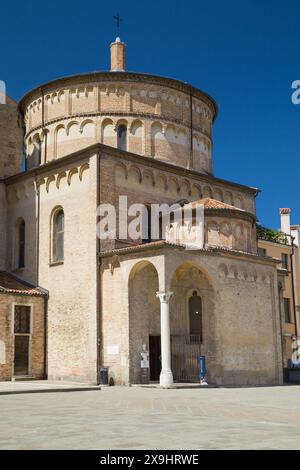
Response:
[[98, 144, 259, 194], [98, 241, 279, 266], [18, 71, 218, 121], [5, 147, 94, 185], [24, 110, 212, 142], [4, 142, 259, 195], [257, 238, 292, 249]]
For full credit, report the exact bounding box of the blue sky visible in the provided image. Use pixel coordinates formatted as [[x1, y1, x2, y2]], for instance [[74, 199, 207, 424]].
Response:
[[1, 0, 299, 229]]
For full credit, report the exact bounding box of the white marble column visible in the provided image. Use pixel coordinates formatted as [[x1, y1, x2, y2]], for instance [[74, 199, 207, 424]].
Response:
[[156, 291, 173, 388]]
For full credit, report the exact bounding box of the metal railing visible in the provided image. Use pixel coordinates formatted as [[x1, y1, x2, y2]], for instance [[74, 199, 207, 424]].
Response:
[[171, 335, 201, 383]]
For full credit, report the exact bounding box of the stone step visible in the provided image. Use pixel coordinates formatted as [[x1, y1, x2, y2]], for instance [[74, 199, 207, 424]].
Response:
[[12, 376, 36, 382]]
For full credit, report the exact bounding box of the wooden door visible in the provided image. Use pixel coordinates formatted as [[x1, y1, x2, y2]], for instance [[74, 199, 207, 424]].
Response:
[[149, 336, 161, 381], [14, 335, 30, 376]]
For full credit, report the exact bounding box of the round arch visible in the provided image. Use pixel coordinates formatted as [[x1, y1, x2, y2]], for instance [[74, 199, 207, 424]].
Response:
[[128, 260, 161, 384], [170, 260, 215, 340], [169, 260, 215, 291]]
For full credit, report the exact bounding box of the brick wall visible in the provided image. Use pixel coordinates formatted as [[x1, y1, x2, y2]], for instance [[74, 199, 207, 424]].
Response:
[[99, 152, 256, 252], [0, 96, 23, 178], [0, 293, 45, 381], [37, 155, 98, 383]]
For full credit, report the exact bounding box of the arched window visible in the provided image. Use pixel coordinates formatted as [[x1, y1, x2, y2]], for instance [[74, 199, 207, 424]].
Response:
[[17, 220, 25, 269], [32, 138, 41, 166], [189, 291, 202, 342], [117, 125, 127, 151], [53, 209, 64, 262], [27, 136, 41, 170]]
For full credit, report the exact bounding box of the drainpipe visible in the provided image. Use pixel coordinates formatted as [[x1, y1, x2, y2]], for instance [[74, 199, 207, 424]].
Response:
[[290, 236, 298, 339], [20, 112, 27, 172], [188, 91, 193, 170], [96, 151, 101, 385], [40, 87, 47, 164], [43, 293, 49, 379], [35, 171, 40, 288], [38, 88, 43, 165], [254, 189, 260, 214], [41, 88, 48, 163], [277, 281, 285, 373]]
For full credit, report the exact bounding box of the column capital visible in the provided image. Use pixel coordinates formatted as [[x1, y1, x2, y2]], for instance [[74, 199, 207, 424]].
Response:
[[156, 291, 173, 303]]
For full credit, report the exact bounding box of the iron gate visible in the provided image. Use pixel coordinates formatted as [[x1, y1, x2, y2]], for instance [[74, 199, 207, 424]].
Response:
[[171, 335, 201, 382]]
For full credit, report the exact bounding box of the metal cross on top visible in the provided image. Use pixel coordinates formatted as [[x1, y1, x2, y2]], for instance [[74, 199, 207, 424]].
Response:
[[113, 13, 123, 37]]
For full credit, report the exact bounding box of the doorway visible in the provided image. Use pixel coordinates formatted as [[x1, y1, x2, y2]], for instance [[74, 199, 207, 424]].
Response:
[[149, 336, 161, 381], [13, 305, 31, 376], [14, 336, 30, 376]]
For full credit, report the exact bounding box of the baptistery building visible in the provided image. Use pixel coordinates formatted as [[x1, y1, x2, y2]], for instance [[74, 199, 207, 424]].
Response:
[[0, 38, 285, 386]]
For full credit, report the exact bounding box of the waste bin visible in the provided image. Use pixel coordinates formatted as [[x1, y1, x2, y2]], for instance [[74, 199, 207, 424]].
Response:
[[100, 367, 109, 385]]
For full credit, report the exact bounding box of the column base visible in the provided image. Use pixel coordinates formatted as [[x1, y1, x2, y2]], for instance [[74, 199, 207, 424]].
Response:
[[160, 370, 173, 388]]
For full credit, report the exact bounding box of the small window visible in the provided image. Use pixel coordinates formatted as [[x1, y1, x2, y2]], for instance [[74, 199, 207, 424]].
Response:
[[53, 209, 64, 262], [189, 291, 203, 342], [17, 220, 25, 269], [117, 125, 127, 152], [284, 298, 292, 324], [34, 139, 41, 166], [282, 253, 289, 270], [258, 247, 267, 257], [27, 137, 41, 169], [142, 205, 152, 243], [14, 305, 31, 334]]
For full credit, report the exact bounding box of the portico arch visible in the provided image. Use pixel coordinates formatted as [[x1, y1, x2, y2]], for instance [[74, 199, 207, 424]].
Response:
[[170, 261, 216, 382], [128, 261, 160, 384]]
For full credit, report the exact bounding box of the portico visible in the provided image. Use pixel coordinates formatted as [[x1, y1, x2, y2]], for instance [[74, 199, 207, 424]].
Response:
[[100, 240, 282, 387]]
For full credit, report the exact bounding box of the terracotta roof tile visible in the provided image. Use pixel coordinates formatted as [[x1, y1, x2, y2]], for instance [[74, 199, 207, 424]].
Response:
[[0, 272, 45, 296], [189, 198, 245, 211]]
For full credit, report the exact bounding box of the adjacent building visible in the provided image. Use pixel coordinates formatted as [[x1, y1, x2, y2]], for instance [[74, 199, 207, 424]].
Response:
[[258, 209, 300, 368]]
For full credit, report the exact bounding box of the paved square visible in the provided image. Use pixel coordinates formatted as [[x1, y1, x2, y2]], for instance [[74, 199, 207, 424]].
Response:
[[0, 385, 299, 450]]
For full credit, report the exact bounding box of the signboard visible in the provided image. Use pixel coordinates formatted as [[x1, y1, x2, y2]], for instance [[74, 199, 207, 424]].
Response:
[[141, 350, 149, 369], [107, 344, 119, 356]]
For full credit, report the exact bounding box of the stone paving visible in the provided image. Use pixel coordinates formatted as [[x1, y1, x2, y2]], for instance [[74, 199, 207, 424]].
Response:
[[0, 385, 299, 450]]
